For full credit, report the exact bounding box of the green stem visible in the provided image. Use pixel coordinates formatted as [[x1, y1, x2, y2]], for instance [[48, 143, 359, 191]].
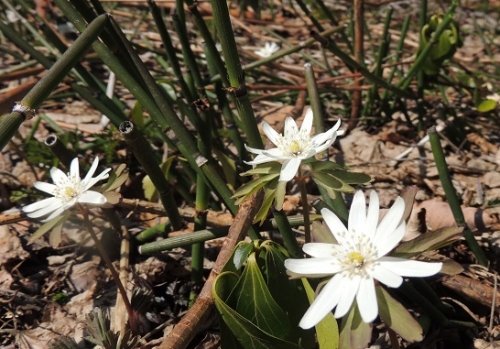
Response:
[[428, 127, 487, 266], [0, 14, 108, 150], [44, 134, 76, 168], [119, 121, 183, 230], [210, 0, 262, 149], [139, 228, 227, 255], [272, 209, 302, 258], [304, 63, 325, 133], [312, 31, 412, 99], [299, 170, 311, 243]]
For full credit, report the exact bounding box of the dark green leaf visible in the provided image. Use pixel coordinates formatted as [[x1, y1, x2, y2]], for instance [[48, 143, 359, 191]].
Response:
[[213, 272, 301, 349], [392, 226, 462, 257], [377, 286, 423, 342], [329, 170, 372, 185], [233, 242, 254, 270], [231, 254, 292, 339]]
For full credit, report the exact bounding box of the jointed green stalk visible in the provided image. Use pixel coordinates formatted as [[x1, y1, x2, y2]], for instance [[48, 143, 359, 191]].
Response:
[[428, 128, 487, 266], [209, 0, 262, 149], [119, 121, 183, 230], [0, 14, 108, 150]]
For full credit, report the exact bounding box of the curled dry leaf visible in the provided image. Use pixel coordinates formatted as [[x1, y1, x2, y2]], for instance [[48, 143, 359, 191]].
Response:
[[406, 199, 499, 236]]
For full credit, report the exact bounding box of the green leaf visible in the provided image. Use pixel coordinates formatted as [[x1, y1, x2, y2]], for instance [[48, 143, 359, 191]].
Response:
[[392, 226, 463, 257], [258, 242, 314, 347], [302, 278, 339, 349], [309, 161, 346, 173], [312, 172, 343, 190], [339, 305, 372, 349], [254, 187, 277, 225], [477, 99, 497, 112], [311, 221, 337, 244], [231, 253, 292, 339], [329, 170, 372, 185], [274, 180, 286, 211], [233, 173, 280, 201], [233, 242, 254, 270], [213, 272, 301, 349], [240, 163, 281, 176], [376, 286, 423, 342], [29, 213, 69, 243]]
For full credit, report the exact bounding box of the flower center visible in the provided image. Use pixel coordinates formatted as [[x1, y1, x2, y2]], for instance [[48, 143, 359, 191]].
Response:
[[346, 251, 365, 268], [63, 186, 78, 199], [288, 140, 303, 155]]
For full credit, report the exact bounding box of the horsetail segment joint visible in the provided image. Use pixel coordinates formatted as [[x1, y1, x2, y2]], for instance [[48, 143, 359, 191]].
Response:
[[12, 102, 36, 120]]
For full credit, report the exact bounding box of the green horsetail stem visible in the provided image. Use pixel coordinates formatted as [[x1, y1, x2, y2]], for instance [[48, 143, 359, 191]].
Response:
[[0, 15, 108, 150], [209, 0, 263, 149], [119, 121, 183, 230], [428, 127, 487, 266]]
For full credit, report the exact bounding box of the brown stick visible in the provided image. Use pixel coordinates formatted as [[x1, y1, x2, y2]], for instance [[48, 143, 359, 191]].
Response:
[[349, 0, 364, 130], [158, 191, 263, 349]]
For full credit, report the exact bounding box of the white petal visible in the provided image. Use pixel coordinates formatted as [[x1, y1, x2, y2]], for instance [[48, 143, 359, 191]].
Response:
[[245, 154, 275, 166], [348, 191, 366, 236], [285, 257, 342, 276], [262, 121, 282, 146], [375, 221, 406, 257], [312, 137, 336, 154], [374, 197, 405, 242], [33, 181, 58, 195], [300, 108, 313, 134], [43, 206, 67, 222], [50, 167, 69, 187], [311, 119, 341, 146], [303, 243, 337, 258], [299, 273, 344, 329], [334, 275, 360, 318], [83, 168, 111, 190], [279, 158, 301, 181], [25, 198, 64, 218], [378, 257, 442, 277], [321, 208, 348, 244], [83, 157, 99, 184], [370, 264, 403, 288], [262, 148, 290, 160], [365, 191, 379, 237], [77, 190, 107, 205], [23, 197, 60, 213], [283, 117, 299, 137], [356, 277, 378, 323], [245, 144, 265, 155], [70, 157, 80, 179]]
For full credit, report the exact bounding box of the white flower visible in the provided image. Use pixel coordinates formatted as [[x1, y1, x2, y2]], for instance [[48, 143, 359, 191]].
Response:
[[486, 93, 500, 103], [255, 42, 280, 58], [23, 157, 111, 221], [245, 108, 342, 182], [284, 191, 442, 328]]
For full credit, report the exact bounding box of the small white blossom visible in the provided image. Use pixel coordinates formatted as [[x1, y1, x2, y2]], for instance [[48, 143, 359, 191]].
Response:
[[23, 157, 111, 221], [486, 93, 500, 103], [245, 108, 342, 182], [255, 42, 280, 58], [285, 191, 442, 328]]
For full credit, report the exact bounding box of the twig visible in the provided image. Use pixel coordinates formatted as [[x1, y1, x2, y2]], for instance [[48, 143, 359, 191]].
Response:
[[157, 191, 263, 349]]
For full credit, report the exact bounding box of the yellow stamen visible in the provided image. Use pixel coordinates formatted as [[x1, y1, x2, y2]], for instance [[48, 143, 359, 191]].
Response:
[[63, 187, 78, 198], [347, 251, 365, 267], [289, 140, 302, 155]]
